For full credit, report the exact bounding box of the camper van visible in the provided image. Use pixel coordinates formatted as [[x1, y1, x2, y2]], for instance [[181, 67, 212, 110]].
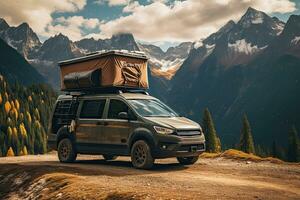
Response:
[[47, 51, 205, 169]]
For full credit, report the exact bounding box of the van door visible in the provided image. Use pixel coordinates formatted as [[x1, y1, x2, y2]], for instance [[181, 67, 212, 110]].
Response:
[[76, 99, 107, 153], [101, 99, 135, 155]]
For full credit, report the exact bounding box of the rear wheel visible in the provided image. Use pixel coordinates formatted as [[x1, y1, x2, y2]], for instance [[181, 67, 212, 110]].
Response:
[[102, 154, 118, 161], [131, 140, 154, 169], [57, 138, 77, 163], [177, 156, 199, 165]]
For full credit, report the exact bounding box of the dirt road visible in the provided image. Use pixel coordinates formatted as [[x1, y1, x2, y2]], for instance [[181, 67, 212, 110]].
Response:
[[0, 153, 299, 200]]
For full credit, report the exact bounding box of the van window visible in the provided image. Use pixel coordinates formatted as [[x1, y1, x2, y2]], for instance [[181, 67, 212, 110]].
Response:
[[108, 99, 129, 119], [128, 99, 178, 117], [80, 100, 106, 119], [52, 99, 79, 134]]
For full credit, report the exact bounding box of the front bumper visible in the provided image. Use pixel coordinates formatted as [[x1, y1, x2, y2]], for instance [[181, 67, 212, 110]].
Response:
[[152, 134, 206, 158]]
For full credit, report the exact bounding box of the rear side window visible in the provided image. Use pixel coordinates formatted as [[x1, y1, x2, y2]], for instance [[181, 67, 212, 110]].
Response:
[[108, 99, 129, 119], [52, 99, 79, 134], [80, 100, 106, 119]]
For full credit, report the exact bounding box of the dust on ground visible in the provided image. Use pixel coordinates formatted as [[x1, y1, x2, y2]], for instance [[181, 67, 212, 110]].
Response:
[[0, 153, 299, 200]]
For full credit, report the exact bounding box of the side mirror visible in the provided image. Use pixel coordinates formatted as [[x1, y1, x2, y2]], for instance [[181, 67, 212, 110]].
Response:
[[118, 112, 129, 120]]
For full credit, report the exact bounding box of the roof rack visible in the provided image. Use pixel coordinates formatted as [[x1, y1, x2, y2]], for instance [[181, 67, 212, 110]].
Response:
[[63, 87, 149, 96]]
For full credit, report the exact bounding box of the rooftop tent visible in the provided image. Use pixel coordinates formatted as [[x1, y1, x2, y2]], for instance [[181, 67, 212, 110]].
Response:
[[58, 50, 149, 91]]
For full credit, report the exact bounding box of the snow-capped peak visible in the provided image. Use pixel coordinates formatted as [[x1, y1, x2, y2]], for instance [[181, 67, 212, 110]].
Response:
[[193, 40, 203, 49], [239, 7, 266, 28]]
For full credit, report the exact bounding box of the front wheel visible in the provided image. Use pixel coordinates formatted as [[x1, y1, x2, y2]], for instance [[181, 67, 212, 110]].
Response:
[[177, 156, 199, 165], [102, 154, 118, 161], [131, 140, 154, 169], [57, 138, 77, 163]]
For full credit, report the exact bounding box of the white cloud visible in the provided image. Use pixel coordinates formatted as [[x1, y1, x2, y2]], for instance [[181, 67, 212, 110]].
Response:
[[0, 0, 87, 39], [251, 0, 297, 13], [98, 0, 296, 42], [94, 0, 130, 6], [45, 16, 101, 41], [147, 0, 169, 3], [123, 1, 140, 13]]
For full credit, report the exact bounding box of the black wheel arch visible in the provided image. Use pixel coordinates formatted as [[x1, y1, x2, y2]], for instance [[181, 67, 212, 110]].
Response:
[[56, 125, 76, 148], [129, 128, 156, 152]]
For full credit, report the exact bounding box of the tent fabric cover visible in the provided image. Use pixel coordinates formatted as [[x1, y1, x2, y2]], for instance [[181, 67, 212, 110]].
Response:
[[63, 69, 101, 89], [59, 53, 148, 91]]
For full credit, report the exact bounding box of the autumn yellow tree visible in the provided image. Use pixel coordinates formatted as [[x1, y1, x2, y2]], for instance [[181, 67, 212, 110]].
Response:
[[6, 147, 14, 156], [4, 101, 11, 113], [0, 74, 57, 157]]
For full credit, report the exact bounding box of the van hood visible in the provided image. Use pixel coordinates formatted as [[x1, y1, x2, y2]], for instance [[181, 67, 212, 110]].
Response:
[[144, 117, 200, 130]]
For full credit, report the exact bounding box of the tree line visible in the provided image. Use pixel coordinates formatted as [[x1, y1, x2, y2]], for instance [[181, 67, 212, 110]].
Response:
[[202, 108, 300, 162], [0, 73, 299, 162], [0, 75, 57, 156]]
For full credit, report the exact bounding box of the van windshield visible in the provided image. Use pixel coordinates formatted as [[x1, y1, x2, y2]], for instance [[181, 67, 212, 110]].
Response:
[[128, 99, 179, 117]]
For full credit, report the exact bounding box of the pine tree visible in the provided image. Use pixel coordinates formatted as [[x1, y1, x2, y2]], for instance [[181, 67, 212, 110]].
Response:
[[256, 144, 266, 157], [0, 74, 56, 156], [0, 131, 5, 156], [202, 108, 221, 153], [287, 126, 300, 162], [272, 141, 279, 158], [238, 114, 255, 154]]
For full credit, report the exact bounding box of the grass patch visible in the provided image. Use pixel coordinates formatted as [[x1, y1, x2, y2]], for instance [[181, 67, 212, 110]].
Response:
[[200, 152, 220, 159], [201, 149, 284, 164]]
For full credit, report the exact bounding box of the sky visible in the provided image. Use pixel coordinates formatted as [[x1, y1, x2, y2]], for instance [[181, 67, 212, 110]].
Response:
[[0, 0, 299, 51]]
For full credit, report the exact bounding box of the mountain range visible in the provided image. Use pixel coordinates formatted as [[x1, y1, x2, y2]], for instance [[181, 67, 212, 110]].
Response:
[[0, 18, 189, 88], [168, 7, 300, 145], [0, 7, 299, 146]]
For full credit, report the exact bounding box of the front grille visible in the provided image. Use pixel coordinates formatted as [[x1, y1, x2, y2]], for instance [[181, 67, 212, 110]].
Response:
[[175, 130, 201, 136]]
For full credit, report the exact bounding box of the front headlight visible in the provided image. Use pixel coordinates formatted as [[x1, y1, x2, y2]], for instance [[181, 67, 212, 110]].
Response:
[[154, 126, 174, 135]]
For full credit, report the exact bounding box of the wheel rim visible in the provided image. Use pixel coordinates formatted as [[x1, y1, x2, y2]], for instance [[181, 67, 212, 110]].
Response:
[[133, 144, 146, 166], [59, 140, 70, 160]]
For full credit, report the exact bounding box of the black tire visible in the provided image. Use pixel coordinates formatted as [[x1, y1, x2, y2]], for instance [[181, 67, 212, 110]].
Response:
[[131, 140, 154, 169], [102, 154, 118, 161], [177, 156, 199, 165], [57, 138, 77, 163]]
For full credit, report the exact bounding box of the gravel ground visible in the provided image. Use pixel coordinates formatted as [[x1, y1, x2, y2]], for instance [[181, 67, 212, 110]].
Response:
[[0, 153, 299, 200]]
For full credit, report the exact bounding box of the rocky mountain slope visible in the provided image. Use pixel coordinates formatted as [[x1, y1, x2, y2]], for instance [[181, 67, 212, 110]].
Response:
[[0, 19, 174, 89], [75, 33, 140, 53], [167, 8, 300, 146], [0, 19, 41, 59], [139, 42, 192, 80], [0, 38, 44, 85]]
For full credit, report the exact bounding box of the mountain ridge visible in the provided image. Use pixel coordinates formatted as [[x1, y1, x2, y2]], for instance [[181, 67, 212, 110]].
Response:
[[167, 9, 300, 146]]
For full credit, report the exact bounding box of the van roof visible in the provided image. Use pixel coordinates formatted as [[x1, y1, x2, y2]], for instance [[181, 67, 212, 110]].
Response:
[[57, 92, 156, 101]]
